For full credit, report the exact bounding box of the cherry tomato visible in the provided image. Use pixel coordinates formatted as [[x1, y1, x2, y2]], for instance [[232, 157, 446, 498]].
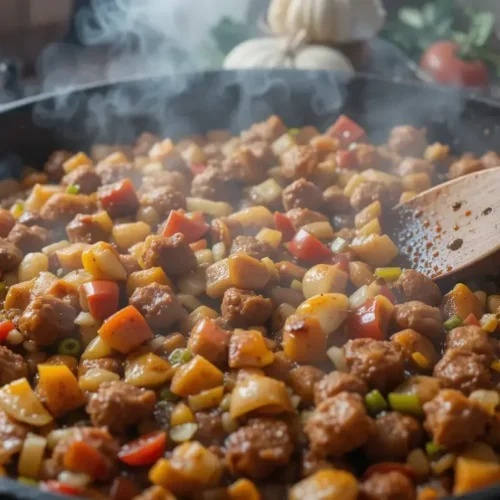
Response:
[[118, 431, 167, 466], [463, 312, 480, 327], [41, 481, 83, 496], [327, 115, 366, 147], [288, 229, 333, 262], [161, 210, 209, 243], [420, 41, 489, 87], [0, 320, 15, 342], [273, 212, 296, 242], [81, 281, 119, 322], [336, 149, 358, 170]]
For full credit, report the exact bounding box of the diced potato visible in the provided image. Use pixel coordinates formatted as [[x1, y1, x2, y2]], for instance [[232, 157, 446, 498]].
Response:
[[400, 191, 417, 204], [349, 261, 374, 288], [228, 254, 270, 291], [112, 221, 151, 250], [425, 142, 450, 162], [302, 264, 348, 299], [272, 133, 296, 156], [228, 479, 260, 500], [195, 249, 214, 267], [283, 314, 327, 363], [296, 293, 349, 336], [18, 253, 49, 282], [186, 306, 219, 332], [182, 143, 206, 165], [343, 174, 365, 197], [442, 283, 484, 321], [248, 178, 283, 206], [301, 221, 335, 240], [206, 259, 232, 299], [362, 168, 401, 187], [24, 184, 62, 212], [126, 267, 173, 297], [255, 228, 282, 249], [62, 270, 93, 288], [178, 267, 206, 296], [18, 433, 47, 478], [137, 205, 160, 228], [92, 210, 113, 234], [261, 257, 279, 281], [350, 234, 399, 267], [63, 152, 93, 174], [357, 218, 382, 237], [402, 173, 431, 193], [229, 329, 274, 368], [42, 240, 70, 256], [170, 355, 224, 397], [82, 242, 127, 280], [188, 386, 224, 412], [186, 197, 233, 217], [290, 470, 358, 500], [454, 455, 500, 495], [4, 280, 34, 310], [228, 206, 273, 229], [78, 368, 121, 392], [488, 295, 500, 314], [57, 243, 91, 271], [354, 201, 382, 229], [125, 352, 174, 387], [36, 365, 86, 417], [171, 403, 195, 426]]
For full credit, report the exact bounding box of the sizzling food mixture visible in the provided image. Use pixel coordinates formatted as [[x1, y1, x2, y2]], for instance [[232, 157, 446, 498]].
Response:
[[0, 115, 498, 500]]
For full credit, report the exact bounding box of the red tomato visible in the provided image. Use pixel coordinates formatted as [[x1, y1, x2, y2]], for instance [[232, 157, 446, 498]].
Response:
[[191, 163, 208, 176], [161, 210, 209, 243], [327, 115, 366, 147], [420, 41, 489, 87], [363, 462, 416, 481], [273, 212, 296, 241], [288, 229, 333, 262], [98, 178, 138, 213], [118, 431, 167, 466], [463, 312, 481, 327], [336, 149, 358, 170], [0, 320, 15, 342], [41, 481, 83, 496], [81, 281, 119, 322], [348, 296, 393, 341]]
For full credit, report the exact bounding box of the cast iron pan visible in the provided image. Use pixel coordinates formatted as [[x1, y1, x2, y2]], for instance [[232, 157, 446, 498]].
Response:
[[0, 70, 499, 499]]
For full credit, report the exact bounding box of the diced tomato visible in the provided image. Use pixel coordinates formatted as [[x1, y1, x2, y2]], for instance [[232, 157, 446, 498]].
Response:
[[336, 149, 358, 170], [98, 178, 138, 213], [161, 210, 209, 244], [273, 212, 296, 242], [463, 313, 481, 327], [81, 281, 119, 322], [118, 431, 166, 466], [326, 115, 366, 147], [190, 239, 208, 252], [41, 481, 83, 496], [187, 211, 207, 225], [347, 296, 393, 341], [331, 253, 350, 273], [63, 440, 109, 480], [288, 229, 333, 262], [191, 163, 208, 176], [379, 284, 397, 305], [0, 320, 15, 342], [363, 462, 416, 481]]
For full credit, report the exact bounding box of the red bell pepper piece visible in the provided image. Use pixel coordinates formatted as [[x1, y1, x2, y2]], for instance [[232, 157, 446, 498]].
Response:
[[348, 297, 392, 341], [379, 284, 397, 305], [98, 178, 139, 217], [118, 431, 166, 466], [463, 313, 481, 327], [326, 115, 366, 147], [288, 228, 333, 262], [41, 481, 83, 496], [81, 281, 120, 322], [190, 163, 208, 176], [161, 210, 209, 244], [63, 440, 109, 480], [273, 212, 296, 242], [336, 149, 359, 170], [0, 320, 15, 343]]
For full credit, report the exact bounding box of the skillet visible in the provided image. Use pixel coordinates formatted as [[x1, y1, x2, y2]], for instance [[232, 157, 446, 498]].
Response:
[[0, 70, 499, 499]]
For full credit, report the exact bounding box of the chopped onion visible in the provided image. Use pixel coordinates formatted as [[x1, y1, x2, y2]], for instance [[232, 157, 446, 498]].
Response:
[[330, 237, 349, 254], [301, 221, 335, 240], [186, 197, 233, 217], [469, 390, 500, 415], [18, 433, 47, 478], [327, 346, 347, 372], [170, 423, 198, 443], [57, 471, 91, 489], [74, 312, 98, 327], [46, 428, 76, 450], [212, 242, 227, 262], [177, 294, 203, 312], [349, 285, 374, 310]]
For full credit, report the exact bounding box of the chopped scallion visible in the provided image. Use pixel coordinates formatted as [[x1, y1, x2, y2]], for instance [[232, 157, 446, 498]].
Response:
[[364, 389, 388, 414], [444, 314, 462, 331], [168, 348, 192, 366], [0, 282, 7, 294], [159, 387, 178, 402], [425, 441, 445, 456], [58, 338, 81, 357], [66, 184, 80, 194], [288, 128, 300, 137], [374, 267, 402, 281], [388, 392, 423, 416]]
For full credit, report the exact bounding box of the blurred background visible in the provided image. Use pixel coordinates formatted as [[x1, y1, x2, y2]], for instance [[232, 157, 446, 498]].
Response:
[[0, 0, 499, 103]]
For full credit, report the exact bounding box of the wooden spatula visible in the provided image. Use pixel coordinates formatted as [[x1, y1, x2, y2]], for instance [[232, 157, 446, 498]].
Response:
[[386, 167, 500, 280]]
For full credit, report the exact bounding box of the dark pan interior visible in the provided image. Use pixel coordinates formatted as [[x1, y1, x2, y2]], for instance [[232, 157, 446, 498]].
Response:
[[0, 70, 500, 499]]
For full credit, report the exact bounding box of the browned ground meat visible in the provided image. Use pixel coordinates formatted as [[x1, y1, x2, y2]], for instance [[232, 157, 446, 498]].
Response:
[[230, 235, 275, 260], [423, 389, 490, 447], [344, 338, 405, 392], [142, 234, 197, 277], [40, 193, 96, 224], [43, 150, 73, 182], [264, 351, 295, 381], [52, 427, 119, 480], [282, 178, 323, 211], [129, 283, 186, 329], [288, 366, 325, 404], [86, 381, 156, 434], [322, 186, 350, 214], [394, 269, 442, 306], [281, 145, 318, 180], [246, 140, 276, 168], [0, 209, 15, 238], [19, 296, 77, 346], [61, 165, 102, 194], [486, 412, 500, 448], [0, 239, 23, 271], [221, 288, 273, 328], [355, 144, 383, 170], [363, 412, 423, 462], [17, 212, 48, 228], [433, 349, 491, 395], [286, 208, 328, 230], [222, 148, 266, 184], [250, 116, 287, 143], [398, 157, 434, 177], [313, 371, 368, 405], [66, 214, 109, 244], [139, 185, 186, 218], [305, 392, 373, 457], [388, 126, 428, 157], [361, 471, 416, 500], [194, 410, 226, 447], [0, 346, 28, 386], [78, 357, 124, 377], [133, 132, 161, 156], [96, 162, 138, 186], [445, 325, 494, 363], [225, 418, 293, 479], [394, 301, 442, 338], [191, 166, 230, 201], [449, 156, 484, 179], [481, 151, 500, 169], [0, 409, 27, 465], [350, 181, 390, 211], [141, 171, 187, 194], [97, 180, 139, 218], [7, 224, 50, 253]]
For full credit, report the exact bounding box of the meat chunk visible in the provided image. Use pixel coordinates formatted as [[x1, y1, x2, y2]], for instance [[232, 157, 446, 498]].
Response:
[[286, 208, 327, 230], [139, 185, 186, 218], [0, 409, 27, 465], [433, 348, 491, 395], [305, 392, 373, 457], [141, 171, 187, 194], [481, 151, 500, 169], [96, 162, 138, 186], [40, 193, 96, 224], [486, 412, 500, 448], [344, 338, 405, 392], [0, 346, 28, 386], [449, 156, 484, 179], [282, 178, 323, 211], [86, 381, 156, 434], [78, 357, 123, 377], [322, 186, 350, 214], [354, 144, 383, 170], [314, 371, 368, 405], [66, 213, 109, 244], [423, 389, 490, 447], [394, 301, 442, 338], [52, 427, 119, 480], [0, 239, 23, 271], [129, 283, 186, 329], [61, 165, 101, 194], [244, 115, 287, 144], [390, 329, 439, 370], [225, 418, 293, 479], [230, 235, 275, 260], [363, 412, 423, 462], [191, 166, 231, 201], [97, 179, 139, 218], [142, 234, 197, 277], [221, 148, 266, 184], [288, 366, 325, 404], [388, 126, 428, 157], [133, 132, 161, 156], [281, 145, 318, 180], [221, 287, 273, 328], [361, 471, 416, 500], [398, 157, 435, 177], [44, 150, 73, 182], [0, 209, 15, 238], [445, 325, 494, 363], [7, 224, 50, 253], [19, 296, 76, 346], [350, 181, 390, 211], [194, 410, 226, 447], [394, 269, 442, 306]]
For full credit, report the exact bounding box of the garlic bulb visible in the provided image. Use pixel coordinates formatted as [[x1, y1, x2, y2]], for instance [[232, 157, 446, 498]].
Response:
[[223, 37, 354, 73], [267, 0, 386, 45]]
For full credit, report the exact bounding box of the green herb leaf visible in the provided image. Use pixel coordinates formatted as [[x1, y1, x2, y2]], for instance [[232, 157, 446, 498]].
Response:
[[398, 8, 425, 29], [422, 3, 437, 25], [469, 11, 495, 47]]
